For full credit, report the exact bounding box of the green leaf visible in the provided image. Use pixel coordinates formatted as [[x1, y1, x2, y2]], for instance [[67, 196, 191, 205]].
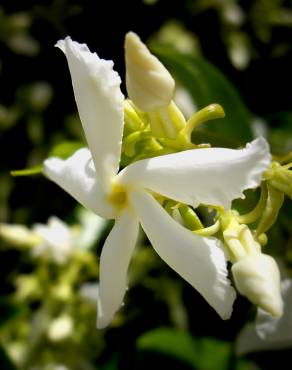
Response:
[[100, 354, 120, 370], [136, 327, 198, 367], [48, 140, 84, 159], [152, 46, 253, 146], [195, 338, 231, 370], [0, 298, 20, 326], [10, 140, 84, 177], [136, 328, 255, 370]]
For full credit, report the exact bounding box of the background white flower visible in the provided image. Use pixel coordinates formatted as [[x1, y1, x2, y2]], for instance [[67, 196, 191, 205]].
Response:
[[236, 278, 292, 355], [32, 216, 75, 265]]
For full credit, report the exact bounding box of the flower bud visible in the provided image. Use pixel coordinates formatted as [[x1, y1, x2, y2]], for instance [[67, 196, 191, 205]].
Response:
[[125, 32, 175, 112], [0, 223, 39, 248], [47, 315, 73, 342], [232, 254, 283, 317]]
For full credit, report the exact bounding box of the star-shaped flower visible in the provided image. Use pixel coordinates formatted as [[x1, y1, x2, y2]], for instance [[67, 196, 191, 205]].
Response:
[[32, 216, 75, 264], [44, 35, 270, 328]]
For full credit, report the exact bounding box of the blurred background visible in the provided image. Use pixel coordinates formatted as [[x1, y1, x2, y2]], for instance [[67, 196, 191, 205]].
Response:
[[0, 1, 292, 369]]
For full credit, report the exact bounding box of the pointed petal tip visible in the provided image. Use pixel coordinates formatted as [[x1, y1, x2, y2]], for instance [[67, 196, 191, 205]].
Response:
[[124, 31, 140, 45], [209, 241, 237, 320], [229, 137, 271, 201], [220, 288, 236, 320], [96, 315, 110, 330], [259, 297, 283, 319], [56, 35, 124, 184], [55, 36, 71, 51], [43, 156, 63, 177]]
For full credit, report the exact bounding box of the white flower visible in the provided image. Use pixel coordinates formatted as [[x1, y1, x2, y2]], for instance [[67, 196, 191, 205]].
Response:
[[75, 208, 107, 250], [79, 282, 99, 302], [32, 216, 74, 264], [44, 36, 270, 328], [236, 279, 292, 355], [47, 315, 74, 342]]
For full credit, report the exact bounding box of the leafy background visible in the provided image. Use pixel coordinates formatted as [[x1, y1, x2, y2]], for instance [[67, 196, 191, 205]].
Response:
[[0, 0, 292, 369]]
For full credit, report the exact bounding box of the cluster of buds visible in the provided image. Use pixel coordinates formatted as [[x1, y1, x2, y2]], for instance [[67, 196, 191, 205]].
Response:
[[122, 33, 226, 165]]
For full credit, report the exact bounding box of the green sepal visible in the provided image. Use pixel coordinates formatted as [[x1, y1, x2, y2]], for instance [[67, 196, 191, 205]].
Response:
[[11, 165, 43, 177], [255, 183, 285, 237]]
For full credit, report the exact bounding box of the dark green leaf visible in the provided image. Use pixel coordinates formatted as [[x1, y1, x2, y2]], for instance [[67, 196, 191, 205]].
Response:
[[48, 140, 84, 159], [152, 46, 253, 146], [136, 327, 198, 367], [136, 328, 255, 370], [0, 298, 20, 326]]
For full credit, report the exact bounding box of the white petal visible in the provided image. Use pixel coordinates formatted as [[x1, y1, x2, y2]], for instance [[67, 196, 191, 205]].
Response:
[[56, 37, 124, 190], [97, 208, 139, 328], [44, 148, 115, 219], [129, 190, 236, 319], [236, 279, 292, 355], [33, 216, 70, 247], [119, 137, 270, 209]]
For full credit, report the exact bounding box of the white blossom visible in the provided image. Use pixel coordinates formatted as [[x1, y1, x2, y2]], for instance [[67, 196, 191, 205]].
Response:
[[32, 216, 75, 264], [44, 36, 270, 328]]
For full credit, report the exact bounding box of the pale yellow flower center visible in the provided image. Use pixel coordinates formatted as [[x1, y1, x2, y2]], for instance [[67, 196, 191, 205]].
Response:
[[107, 182, 128, 210]]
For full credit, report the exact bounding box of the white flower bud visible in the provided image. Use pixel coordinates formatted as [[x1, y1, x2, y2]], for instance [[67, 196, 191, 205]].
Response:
[[0, 223, 39, 247], [47, 315, 73, 342], [125, 32, 175, 112], [232, 254, 283, 317]]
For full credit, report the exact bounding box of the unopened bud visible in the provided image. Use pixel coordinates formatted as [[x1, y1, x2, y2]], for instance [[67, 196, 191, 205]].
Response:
[[0, 223, 39, 247], [125, 32, 175, 112], [47, 315, 73, 342], [232, 254, 283, 317]]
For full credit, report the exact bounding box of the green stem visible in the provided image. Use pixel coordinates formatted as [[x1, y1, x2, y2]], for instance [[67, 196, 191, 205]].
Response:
[[181, 103, 225, 141], [236, 183, 268, 224], [193, 220, 220, 236], [179, 205, 203, 230]]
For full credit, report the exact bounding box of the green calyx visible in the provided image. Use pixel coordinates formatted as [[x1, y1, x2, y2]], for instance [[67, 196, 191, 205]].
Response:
[[265, 161, 292, 199], [219, 210, 261, 263], [122, 100, 225, 166]]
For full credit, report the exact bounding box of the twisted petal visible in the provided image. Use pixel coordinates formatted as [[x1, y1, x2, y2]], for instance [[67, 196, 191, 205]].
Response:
[[120, 137, 270, 209], [129, 190, 236, 319], [56, 37, 124, 190], [44, 148, 115, 219], [97, 208, 139, 329]]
